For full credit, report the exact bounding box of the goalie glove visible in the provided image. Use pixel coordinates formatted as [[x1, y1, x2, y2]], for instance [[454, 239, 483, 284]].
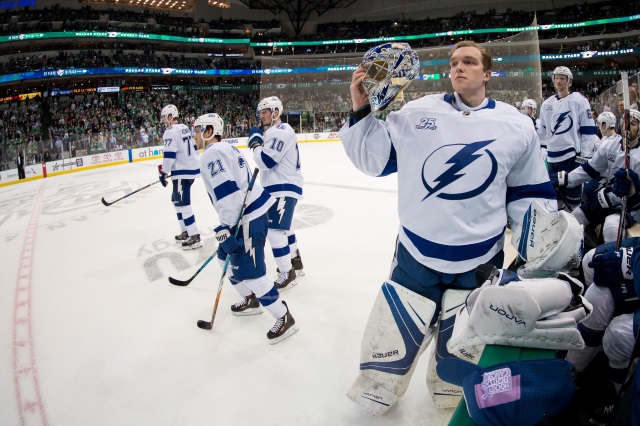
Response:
[[214, 225, 242, 255], [157, 164, 168, 187], [248, 127, 264, 150], [588, 246, 634, 287], [447, 273, 592, 352]]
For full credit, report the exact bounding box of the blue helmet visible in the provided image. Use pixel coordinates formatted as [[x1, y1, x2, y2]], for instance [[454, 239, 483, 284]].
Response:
[[361, 42, 420, 111]]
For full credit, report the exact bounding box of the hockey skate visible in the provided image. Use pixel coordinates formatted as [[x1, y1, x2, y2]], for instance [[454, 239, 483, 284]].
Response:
[[274, 269, 297, 291], [175, 231, 188, 244], [267, 301, 298, 344], [291, 250, 305, 276], [181, 234, 202, 250], [277, 250, 305, 276], [231, 294, 263, 316]]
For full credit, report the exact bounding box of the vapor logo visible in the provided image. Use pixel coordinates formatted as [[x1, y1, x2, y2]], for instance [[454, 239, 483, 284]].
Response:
[[551, 111, 574, 136], [421, 140, 498, 201]]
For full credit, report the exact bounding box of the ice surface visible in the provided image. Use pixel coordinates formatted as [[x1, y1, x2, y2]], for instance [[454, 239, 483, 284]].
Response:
[[0, 143, 516, 426]]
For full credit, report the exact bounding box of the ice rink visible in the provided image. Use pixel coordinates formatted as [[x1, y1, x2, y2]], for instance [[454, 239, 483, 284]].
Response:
[[0, 141, 516, 426]]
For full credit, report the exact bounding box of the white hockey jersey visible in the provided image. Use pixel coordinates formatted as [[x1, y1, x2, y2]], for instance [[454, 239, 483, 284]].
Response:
[[538, 92, 599, 163], [339, 93, 558, 274], [162, 123, 200, 180], [567, 133, 637, 189], [200, 142, 274, 226], [252, 122, 304, 199]]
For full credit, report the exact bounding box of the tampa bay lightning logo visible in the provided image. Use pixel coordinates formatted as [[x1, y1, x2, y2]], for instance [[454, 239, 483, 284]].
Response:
[[421, 140, 498, 200], [551, 111, 574, 136]]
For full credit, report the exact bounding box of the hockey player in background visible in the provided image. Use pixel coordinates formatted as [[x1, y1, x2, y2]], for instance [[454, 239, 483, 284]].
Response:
[[521, 98, 546, 159], [539, 66, 600, 210], [338, 40, 557, 415], [566, 239, 640, 425], [193, 113, 298, 344], [247, 96, 305, 291], [157, 104, 202, 250], [520, 98, 538, 125], [550, 110, 633, 244]]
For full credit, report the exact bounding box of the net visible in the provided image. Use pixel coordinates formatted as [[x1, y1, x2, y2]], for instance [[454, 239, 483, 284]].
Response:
[[258, 17, 543, 132]]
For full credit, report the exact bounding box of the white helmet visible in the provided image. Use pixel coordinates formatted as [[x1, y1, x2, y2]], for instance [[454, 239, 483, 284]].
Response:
[[161, 104, 179, 122], [194, 113, 224, 138], [597, 111, 616, 129], [521, 99, 537, 110], [257, 96, 284, 120], [553, 66, 573, 82], [629, 109, 640, 123], [512, 201, 584, 278]]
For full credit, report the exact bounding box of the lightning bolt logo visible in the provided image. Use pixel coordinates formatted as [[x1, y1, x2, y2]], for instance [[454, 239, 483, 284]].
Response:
[[242, 222, 256, 267], [551, 111, 573, 136], [276, 197, 286, 224], [421, 140, 498, 201]]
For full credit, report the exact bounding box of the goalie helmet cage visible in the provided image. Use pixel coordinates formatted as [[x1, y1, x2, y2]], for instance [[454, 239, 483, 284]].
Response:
[[258, 17, 543, 127]]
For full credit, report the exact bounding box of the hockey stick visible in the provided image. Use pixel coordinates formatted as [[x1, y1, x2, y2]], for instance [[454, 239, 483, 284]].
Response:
[[168, 256, 215, 286], [101, 176, 170, 206], [197, 167, 259, 331], [616, 73, 632, 249]]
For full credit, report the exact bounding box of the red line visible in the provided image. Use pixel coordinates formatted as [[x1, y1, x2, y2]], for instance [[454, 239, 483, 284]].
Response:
[[13, 181, 48, 426]]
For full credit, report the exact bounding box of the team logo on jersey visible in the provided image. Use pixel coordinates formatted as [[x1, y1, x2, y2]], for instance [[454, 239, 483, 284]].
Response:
[[551, 111, 574, 136], [416, 117, 437, 131], [421, 140, 498, 201]]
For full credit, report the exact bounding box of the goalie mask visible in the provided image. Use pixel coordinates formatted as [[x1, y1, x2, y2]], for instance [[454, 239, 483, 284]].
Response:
[[512, 201, 584, 277], [361, 43, 420, 112]]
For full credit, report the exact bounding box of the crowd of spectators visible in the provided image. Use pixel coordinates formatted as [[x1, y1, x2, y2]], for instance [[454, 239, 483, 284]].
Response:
[[1, 49, 259, 75], [1, 70, 639, 171]]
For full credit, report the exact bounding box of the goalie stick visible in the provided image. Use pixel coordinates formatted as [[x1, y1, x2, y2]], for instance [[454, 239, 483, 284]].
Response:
[[197, 167, 259, 331], [101, 176, 170, 206], [616, 72, 632, 249]]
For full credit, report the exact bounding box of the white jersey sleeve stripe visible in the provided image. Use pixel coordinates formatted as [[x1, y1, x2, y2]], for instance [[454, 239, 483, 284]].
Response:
[[260, 151, 278, 169], [213, 180, 240, 201]]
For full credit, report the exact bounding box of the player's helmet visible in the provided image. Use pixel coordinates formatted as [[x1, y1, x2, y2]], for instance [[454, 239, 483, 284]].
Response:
[[194, 113, 224, 138], [552, 66, 573, 82], [361, 42, 420, 111], [629, 108, 640, 123], [161, 104, 179, 122], [512, 201, 584, 278], [597, 111, 616, 129], [520, 99, 538, 114], [521, 99, 537, 112], [257, 96, 284, 120]]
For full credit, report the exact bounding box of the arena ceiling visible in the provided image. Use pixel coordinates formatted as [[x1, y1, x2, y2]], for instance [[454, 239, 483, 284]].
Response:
[[235, 0, 361, 35]]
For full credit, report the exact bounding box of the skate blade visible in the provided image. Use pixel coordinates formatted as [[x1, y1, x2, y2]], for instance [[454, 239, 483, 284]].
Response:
[[294, 268, 305, 276], [182, 243, 203, 250], [231, 308, 263, 316], [277, 280, 298, 292], [268, 325, 299, 345]]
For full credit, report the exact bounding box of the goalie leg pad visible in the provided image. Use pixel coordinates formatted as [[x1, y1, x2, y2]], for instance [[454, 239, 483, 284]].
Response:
[[347, 280, 436, 416], [426, 289, 483, 408]]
